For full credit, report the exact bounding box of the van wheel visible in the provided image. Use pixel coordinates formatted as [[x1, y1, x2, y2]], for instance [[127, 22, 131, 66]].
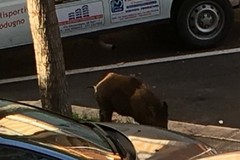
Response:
[[176, 0, 234, 48]]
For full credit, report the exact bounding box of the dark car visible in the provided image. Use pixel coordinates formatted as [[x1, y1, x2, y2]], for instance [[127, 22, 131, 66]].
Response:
[[0, 98, 216, 159]]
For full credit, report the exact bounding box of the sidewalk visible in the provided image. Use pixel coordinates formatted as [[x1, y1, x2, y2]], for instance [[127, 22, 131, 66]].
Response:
[[169, 121, 240, 153], [24, 101, 240, 154], [71, 105, 240, 153]]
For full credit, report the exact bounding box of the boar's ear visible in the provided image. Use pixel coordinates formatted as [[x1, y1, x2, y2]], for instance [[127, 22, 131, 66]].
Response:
[[149, 102, 169, 117], [163, 101, 169, 116], [163, 101, 168, 109]]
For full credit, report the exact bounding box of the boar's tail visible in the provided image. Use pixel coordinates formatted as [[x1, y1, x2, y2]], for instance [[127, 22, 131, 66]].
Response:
[[87, 85, 97, 93], [87, 86, 94, 89]]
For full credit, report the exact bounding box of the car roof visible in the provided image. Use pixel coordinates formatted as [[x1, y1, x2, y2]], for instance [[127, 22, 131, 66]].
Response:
[[0, 135, 77, 160], [0, 98, 121, 160]]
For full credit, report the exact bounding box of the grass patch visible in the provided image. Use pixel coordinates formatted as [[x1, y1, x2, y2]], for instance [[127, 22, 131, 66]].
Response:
[[72, 112, 99, 122], [72, 112, 137, 124]]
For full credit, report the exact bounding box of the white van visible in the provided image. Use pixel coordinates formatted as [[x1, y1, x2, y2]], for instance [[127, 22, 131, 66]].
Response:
[[0, 0, 239, 49]]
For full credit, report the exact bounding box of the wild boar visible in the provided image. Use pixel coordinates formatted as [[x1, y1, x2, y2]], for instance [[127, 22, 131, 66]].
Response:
[[93, 72, 168, 128]]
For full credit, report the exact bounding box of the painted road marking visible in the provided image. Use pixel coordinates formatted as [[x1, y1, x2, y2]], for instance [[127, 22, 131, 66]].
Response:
[[1, 47, 240, 85]]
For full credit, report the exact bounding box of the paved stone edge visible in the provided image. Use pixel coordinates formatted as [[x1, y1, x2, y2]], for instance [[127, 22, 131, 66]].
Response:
[[22, 100, 240, 143], [169, 121, 240, 143]]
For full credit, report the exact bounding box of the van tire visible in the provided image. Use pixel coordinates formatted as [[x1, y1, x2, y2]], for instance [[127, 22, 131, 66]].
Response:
[[176, 0, 234, 48]]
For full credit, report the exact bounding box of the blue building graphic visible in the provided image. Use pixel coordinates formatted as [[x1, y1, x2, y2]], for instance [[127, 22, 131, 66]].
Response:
[[68, 5, 89, 20]]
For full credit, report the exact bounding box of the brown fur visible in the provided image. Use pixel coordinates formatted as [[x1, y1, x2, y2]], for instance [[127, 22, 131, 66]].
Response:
[[94, 72, 168, 128]]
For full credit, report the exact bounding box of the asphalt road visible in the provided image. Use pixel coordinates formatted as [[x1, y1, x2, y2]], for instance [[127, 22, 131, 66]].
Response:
[[1, 50, 240, 129], [0, 9, 240, 79], [0, 9, 240, 128]]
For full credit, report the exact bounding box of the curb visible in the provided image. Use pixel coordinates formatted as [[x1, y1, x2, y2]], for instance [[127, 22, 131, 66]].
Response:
[[169, 121, 240, 143], [22, 101, 240, 153], [72, 105, 240, 153]]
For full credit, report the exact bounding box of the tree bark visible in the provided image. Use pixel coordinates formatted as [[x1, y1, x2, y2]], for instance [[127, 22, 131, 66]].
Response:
[[27, 0, 72, 117]]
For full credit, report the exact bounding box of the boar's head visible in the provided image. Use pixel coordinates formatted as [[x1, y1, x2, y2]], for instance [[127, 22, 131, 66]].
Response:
[[148, 101, 168, 129], [131, 86, 169, 129]]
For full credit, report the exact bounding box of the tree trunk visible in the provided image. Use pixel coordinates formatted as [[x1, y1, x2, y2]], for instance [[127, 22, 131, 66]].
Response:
[[27, 0, 72, 117]]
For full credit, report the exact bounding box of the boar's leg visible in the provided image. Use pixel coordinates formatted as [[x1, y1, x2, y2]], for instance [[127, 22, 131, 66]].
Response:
[[99, 109, 113, 122], [95, 94, 113, 122]]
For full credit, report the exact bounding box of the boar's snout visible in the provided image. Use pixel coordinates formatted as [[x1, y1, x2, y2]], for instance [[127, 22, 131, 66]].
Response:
[[152, 101, 169, 129]]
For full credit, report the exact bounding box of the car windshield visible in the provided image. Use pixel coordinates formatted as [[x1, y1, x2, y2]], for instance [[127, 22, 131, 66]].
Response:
[[0, 99, 112, 152]]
